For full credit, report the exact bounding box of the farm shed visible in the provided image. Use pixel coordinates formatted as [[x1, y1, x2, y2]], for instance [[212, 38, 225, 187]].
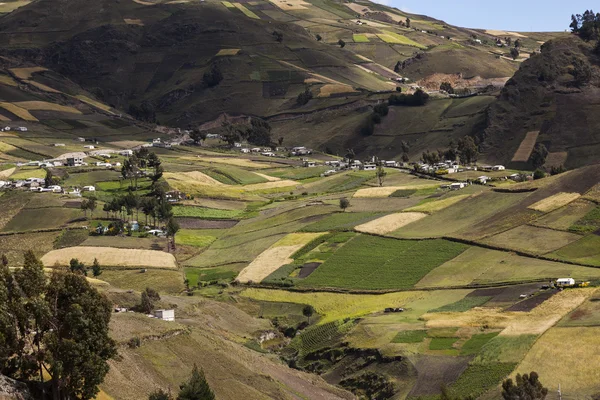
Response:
[[556, 278, 575, 287], [154, 309, 175, 321]]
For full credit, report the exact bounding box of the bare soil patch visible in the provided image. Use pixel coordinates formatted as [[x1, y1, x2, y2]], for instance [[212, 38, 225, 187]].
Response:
[[505, 290, 557, 312], [175, 218, 239, 229], [408, 355, 471, 397], [298, 262, 321, 278]]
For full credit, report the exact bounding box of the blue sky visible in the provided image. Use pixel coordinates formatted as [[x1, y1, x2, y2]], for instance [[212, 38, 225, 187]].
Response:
[[377, 0, 589, 32]]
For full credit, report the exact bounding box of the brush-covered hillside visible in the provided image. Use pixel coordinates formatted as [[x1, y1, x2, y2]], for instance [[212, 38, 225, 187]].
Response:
[[0, 0, 576, 164]]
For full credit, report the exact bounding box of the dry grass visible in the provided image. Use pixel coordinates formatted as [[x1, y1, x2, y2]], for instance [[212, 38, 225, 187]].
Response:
[[132, 0, 155, 4], [317, 84, 357, 98], [511, 131, 539, 162], [485, 30, 527, 38], [9, 67, 47, 80], [0, 75, 18, 87], [0, 167, 16, 179], [75, 95, 113, 113], [124, 18, 144, 25], [528, 192, 581, 213], [14, 101, 82, 114], [177, 171, 224, 186], [583, 184, 600, 202], [186, 156, 272, 169], [423, 289, 592, 335], [515, 326, 600, 396], [0, 115, 10, 122], [405, 195, 470, 213], [0, 102, 38, 121], [268, 0, 309, 10], [41, 246, 177, 269], [252, 172, 280, 182], [354, 184, 439, 198], [216, 48, 240, 56], [27, 80, 61, 93], [236, 233, 324, 283], [544, 151, 568, 168], [355, 212, 426, 235], [242, 180, 298, 191]]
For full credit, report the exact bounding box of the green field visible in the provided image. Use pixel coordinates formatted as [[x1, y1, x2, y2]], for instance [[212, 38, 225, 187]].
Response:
[[298, 235, 468, 290], [460, 332, 499, 356], [300, 212, 385, 232], [203, 165, 268, 185], [175, 229, 217, 248], [353, 34, 370, 43], [263, 167, 329, 180], [172, 206, 244, 219], [376, 31, 426, 48], [548, 235, 600, 266], [449, 363, 516, 398], [185, 267, 237, 287], [429, 337, 457, 350], [2, 207, 82, 232], [290, 320, 355, 357], [429, 295, 491, 313], [569, 205, 600, 233], [391, 330, 427, 343]]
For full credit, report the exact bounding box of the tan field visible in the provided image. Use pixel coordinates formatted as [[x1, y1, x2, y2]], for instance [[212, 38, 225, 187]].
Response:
[[0, 115, 10, 122], [511, 131, 539, 162], [354, 184, 439, 198], [0, 74, 18, 87], [515, 327, 600, 396], [27, 80, 61, 93], [41, 246, 178, 269], [9, 66, 48, 80], [268, 0, 309, 10], [405, 195, 470, 213], [75, 95, 113, 113], [188, 156, 272, 169], [132, 0, 155, 5], [252, 172, 281, 182], [0, 102, 38, 121], [317, 84, 357, 98], [345, 2, 371, 14], [423, 289, 592, 335], [124, 18, 144, 25], [355, 212, 427, 235], [485, 30, 527, 38], [236, 233, 324, 283], [107, 140, 148, 148], [243, 180, 298, 191], [0, 167, 16, 179], [14, 101, 82, 114], [216, 48, 240, 56], [177, 171, 224, 186], [528, 192, 581, 213]]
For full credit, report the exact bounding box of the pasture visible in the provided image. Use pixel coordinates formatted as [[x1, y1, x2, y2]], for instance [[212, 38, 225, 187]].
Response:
[[404, 194, 470, 213], [41, 246, 178, 269], [297, 235, 468, 290], [353, 34, 370, 43], [549, 235, 600, 266], [482, 225, 582, 255]]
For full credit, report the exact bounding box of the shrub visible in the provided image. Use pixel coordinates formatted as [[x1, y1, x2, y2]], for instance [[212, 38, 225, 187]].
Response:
[[296, 88, 313, 105], [203, 64, 223, 87], [388, 88, 429, 106]]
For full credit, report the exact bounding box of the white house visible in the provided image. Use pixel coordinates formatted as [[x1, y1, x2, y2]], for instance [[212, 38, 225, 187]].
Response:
[[240, 148, 250, 154], [261, 152, 275, 157], [17, 127, 28, 132], [492, 165, 506, 171], [303, 160, 316, 168], [556, 278, 575, 287], [53, 143, 65, 147], [84, 145, 95, 149], [362, 163, 376, 171], [154, 309, 175, 321], [449, 182, 468, 190], [120, 150, 133, 156], [82, 186, 96, 192], [251, 147, 261, 153], [477, 176, 491, 184], [48, 185, 62, 193], [384, 161, 398, 167]]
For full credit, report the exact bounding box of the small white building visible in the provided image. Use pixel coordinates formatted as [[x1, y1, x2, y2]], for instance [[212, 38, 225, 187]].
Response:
[[251, 147, 261, 153], [154, 309, 175, 321], [240, 148, 250, 154], [449, 182, 468, 190], [261, 152, 275, 157], [48, 185, 62, 193], [492, 165, 506, 171], [384, 161, 397, 167], [82, 185, 96, 192], [362, 163, 377, 171], [303, 160, 316, 168], [17, 127, 28, 132], [84, 145, 95, 149], [120, 150, 133, 156], [556, 278, 575, 287], [477, 176, 491, 184], [53, 143, 65, 147]]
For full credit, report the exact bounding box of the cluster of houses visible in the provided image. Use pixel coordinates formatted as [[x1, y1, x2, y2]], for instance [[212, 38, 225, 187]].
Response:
[[1, 126, 28, 133]]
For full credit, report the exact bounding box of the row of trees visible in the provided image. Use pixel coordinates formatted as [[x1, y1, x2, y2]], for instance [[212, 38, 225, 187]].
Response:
[[570, 10, 600, 41], [0, 251, 116, 399], [121, 147, 163, 191], [421, 136, 479, 166]]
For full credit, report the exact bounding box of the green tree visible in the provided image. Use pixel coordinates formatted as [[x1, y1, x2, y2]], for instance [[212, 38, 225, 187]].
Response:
[[189, 129, 207, 145], [339, 197, 350, 211], [533, 168, 546, 180], [440, 82, 454, 94], [296, 88, 313, 105], [458, 136, 479, 164], [315, 34, 322, 41], [140, 291, 154, 314], [338, 39, 346, 48], [87, 196, 97, 218], [92, 258, 102, 277], [376, 164, 387, 187], [202, 64, 223, 87], [529, 143, 548, 169], [70, 258, 87, 276], [510, 47, 520, 60], [177, 364, 215, 400], [502, 371, 548, 400], [166, 218, 180, 251], [405, 17, 411, 28], [302, 305, 315, 324], [44, 271, 117, 400]]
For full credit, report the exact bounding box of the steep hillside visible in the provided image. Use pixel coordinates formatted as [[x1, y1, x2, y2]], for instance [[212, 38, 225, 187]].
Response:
[[481, 35, 600, 169]]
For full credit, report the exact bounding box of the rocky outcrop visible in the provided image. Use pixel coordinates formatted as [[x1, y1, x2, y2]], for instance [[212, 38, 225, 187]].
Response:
[[0, 375, 33, 400]]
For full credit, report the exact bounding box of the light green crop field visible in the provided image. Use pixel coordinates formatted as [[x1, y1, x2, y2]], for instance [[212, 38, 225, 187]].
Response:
[[1, 207, 82, 232], [175, 230, 217, 248], [482, 225, 582, 255], [300, 212, 385, 232], [415, 247, 600, 288], [233, 2, 260, 19], [297, 235, 468, 290], [376, 31, 426, 48], [172, 206, 244, 219], [353, 34, 370, 43], [548, 235, 600, 266]]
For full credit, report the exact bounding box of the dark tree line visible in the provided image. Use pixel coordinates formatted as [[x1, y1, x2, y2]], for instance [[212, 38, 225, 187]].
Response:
[[421, 136, 478, 165], [388, 88, 430, 106], [570, 10, 600, 41], [0, 251, 116, 400]]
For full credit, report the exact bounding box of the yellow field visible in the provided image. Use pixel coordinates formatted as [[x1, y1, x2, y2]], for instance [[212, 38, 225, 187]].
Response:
[[75, 95, 113, 113], [317, 84, 357, 98], [27, 80, 61, 93], [485, 30, 527, 38], [515, 327, 600, 396], [405, 195, 470, 213], [528, 192, 581, 213], [216, 48, 240, 56], [376, 32, 426, 49], [41, 247, 178, 269], [355, 212, 426, 235], [14, 101, 82, 114], [0, 102, 38, 121], [242, 180, 298, 191], [511, 131, 539, 162], [353, 184, 439, 198], [124, 18, 144, 25], [268, 0, 309, 10], [0, 74, 18, 87], [252, 172, 280, 182], [232, 3, 260, 19], [173, 171, 224, 186], [9, 67, 47, 80], [236, 233, 324, 283], [132, 0, 155, 5], [187, 156, 272, 169], [221, 1, 235, 7], [242, 288, 430, 324]]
